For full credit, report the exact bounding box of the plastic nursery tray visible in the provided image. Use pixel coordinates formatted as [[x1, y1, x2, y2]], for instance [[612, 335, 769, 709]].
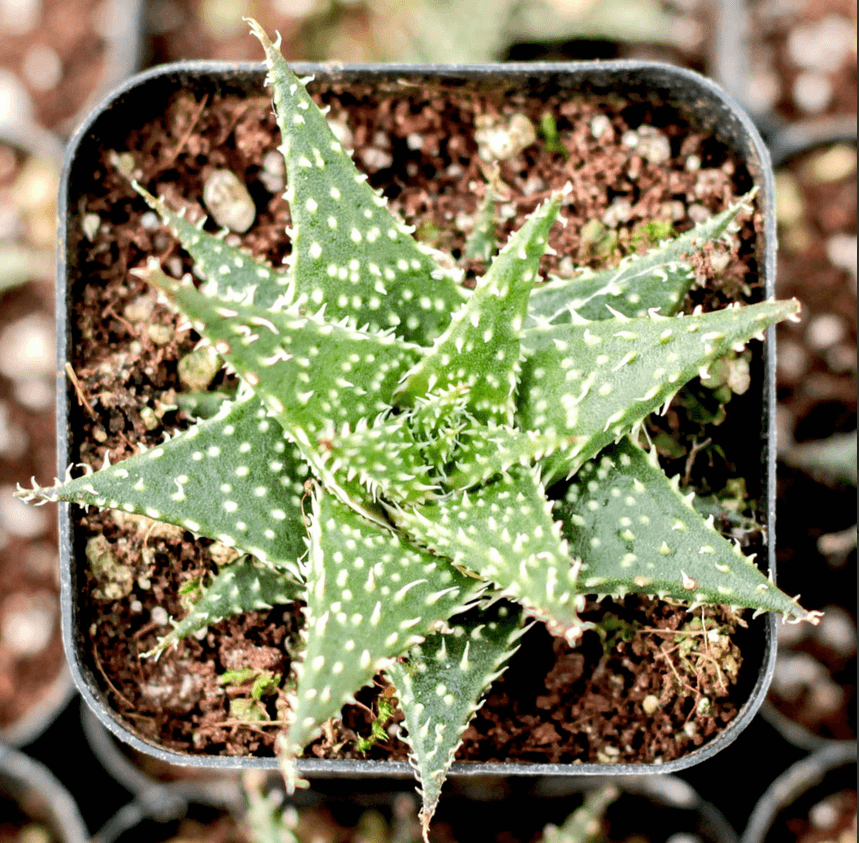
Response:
[[57, 59, 780, 779]]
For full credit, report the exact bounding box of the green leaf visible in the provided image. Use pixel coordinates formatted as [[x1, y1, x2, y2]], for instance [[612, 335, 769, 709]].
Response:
[[175, 388, 237, 420], [528, 192, 756, 324], [387, 604, 526, 841], [145, 556, 302, 658], [278, 488, 484, 788], [396, 194, 561, 425], [542, 785, 619, 843], [390, 467, 586, 644], [250, 21, 467, 345], [318, 414, 438, 506], [518, 298, 801, 485], [135, 263, 421, 521], [137, 265, 422, 438], [447, 423, 573, 490], [19, 396, 308, 578], [406, 383, 471, 476], [122, 174, 291, 309], [463, 188, 498, 263], [556, 437, 819, 622]]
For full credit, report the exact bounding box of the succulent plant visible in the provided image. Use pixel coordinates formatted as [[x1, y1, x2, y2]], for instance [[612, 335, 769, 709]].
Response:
[[19, 21, 821, 840], [542, 785, 619, 843]]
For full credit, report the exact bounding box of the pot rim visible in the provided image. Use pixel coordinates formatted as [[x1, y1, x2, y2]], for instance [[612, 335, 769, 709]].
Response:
[[90, 773, 740, 843], [0, 743, 90, 843], [57, 58, 779, 777], [740, 741, 857, 843]]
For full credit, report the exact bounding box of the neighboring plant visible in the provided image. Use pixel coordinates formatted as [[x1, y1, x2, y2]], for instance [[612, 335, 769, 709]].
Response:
[[242, 774, 619, 843], [542, 786, 619, 843], [18, 21, 821, 840]]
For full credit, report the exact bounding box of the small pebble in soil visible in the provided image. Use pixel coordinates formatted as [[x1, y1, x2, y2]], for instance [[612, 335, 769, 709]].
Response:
[[151, 606, 169, 626], [0, 591, 56, 657], [140, 211, 160, 231], [602, 197, 632, 228], [259, 149, 285, 193], [82, 212, 100, 240], [684, 154, 701, 173], [85, 534, 134, 601], [627, 125, 672, 164], [123, 294, 155, 324], [474, 113, 536, 161], [0, 313, 54, 381], [147, 323, 174, 346], [642, 694, 660, 715], [178, 344, 221, 391], [0, 487, 48, 538], [360, 146, 394, 170], [590, 114, 611, 140], [140, 661, 206, 714], [202, 168, 256, 233]]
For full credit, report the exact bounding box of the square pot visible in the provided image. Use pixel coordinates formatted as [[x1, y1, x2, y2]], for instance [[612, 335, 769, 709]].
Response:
[[57, 58, 781, 779]]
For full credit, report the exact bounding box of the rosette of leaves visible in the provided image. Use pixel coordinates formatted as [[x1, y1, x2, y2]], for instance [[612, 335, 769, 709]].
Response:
[[18, 21, 820, 840]]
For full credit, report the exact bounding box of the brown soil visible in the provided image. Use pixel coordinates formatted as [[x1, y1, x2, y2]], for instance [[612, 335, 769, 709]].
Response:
[[63, 74, 768, 764], [0, 0, 107, 132]]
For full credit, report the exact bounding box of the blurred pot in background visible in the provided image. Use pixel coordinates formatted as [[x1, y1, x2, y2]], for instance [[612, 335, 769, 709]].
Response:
[[0, 743, 89, 843], [0, 125, 75, 749]]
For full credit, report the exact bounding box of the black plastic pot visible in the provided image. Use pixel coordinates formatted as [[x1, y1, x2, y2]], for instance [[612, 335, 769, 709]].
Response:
[[0, 743, 89, 842], [530, 775, 740, 843], [80, 698, 241, 799], [91, 783, 244, 843], [58, 59, 781, 780], [92, 773, 739, 843], [741, 741, 857, 843]]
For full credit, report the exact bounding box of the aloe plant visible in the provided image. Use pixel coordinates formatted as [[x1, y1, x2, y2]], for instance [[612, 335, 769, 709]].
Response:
[[19, 22, 821, 841]]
